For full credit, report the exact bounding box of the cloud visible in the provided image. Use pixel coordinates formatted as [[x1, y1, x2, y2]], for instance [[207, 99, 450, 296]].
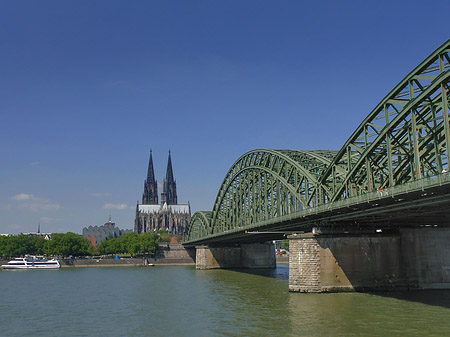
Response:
[[30, 161, 40, 167], [103, 203, 128, 210], [12, 193, 33, 200], [90, 193, 112, 197], [11, 193, 60, 212]]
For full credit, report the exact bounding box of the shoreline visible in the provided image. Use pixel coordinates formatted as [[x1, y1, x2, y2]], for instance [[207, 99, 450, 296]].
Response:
[[60, 257, 195, 268], [1, 256, 289, 268]]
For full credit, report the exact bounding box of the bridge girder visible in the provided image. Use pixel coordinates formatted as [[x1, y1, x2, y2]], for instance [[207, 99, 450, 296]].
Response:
[[185, 39, 450, 245], [209, 150, 339, 235], [185, 211, 211, 242], [320, 39, 450, 203]]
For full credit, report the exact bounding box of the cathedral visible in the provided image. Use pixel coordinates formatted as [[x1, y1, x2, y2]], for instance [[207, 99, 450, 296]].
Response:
[[134, 150, 191, 235]]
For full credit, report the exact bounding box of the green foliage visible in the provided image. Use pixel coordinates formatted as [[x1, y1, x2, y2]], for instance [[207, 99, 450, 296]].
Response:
[[282, 239, 289, 251], [0, 234, 47, 257], [0, 233, 93, 257], [47, 232, 91, 257], [155, 230, 171, 242], [96, 232, 159, 256], [0, 232, 161, 258]]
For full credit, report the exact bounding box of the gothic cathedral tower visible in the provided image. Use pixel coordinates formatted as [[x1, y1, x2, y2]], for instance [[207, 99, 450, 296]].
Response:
[[161, 151, 177, 205], [142, 150, 158, 205], [134, 150, 191, 235]]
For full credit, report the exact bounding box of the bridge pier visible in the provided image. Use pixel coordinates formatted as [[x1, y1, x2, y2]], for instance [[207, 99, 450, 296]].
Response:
[[288, 227, 450, 293], [195, 242, 276, 270]]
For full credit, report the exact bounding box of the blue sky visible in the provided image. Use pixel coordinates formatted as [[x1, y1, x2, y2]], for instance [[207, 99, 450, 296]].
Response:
[[1, 0, 449, 234]]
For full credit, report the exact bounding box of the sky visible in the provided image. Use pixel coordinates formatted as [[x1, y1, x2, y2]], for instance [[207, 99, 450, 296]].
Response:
[[1, 0, 450, 234]]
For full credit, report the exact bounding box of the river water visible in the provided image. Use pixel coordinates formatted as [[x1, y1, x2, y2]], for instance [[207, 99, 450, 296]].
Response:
[[1, 265, 449, 336]]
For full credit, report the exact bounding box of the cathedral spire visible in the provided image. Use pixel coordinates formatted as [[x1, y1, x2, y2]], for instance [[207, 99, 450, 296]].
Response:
[[161, 150, 177, 205], [142, 149, 158, 204], [166, 150, 174, 183], [147, 149, 156, 183]]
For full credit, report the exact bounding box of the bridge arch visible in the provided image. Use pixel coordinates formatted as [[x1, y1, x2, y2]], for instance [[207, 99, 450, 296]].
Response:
[[185, 211, 212, 242], [208, 149, 339, 235], [319, 38, 450, 202], [185, 39, 450, 244]]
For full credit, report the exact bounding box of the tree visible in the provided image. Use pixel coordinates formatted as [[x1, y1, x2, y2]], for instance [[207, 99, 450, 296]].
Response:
[[157, 230, 171, 242], [0, 233, 93, 257], [0, 236, 6, 257], [282, 239, 289, 251], [139, 233, 159, 255], [47, 233, 90, 257], [0, 234, 48, 257], [96, 232, 159, 256]]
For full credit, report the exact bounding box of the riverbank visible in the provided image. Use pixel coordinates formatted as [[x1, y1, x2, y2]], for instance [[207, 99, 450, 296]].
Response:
[[60, 256, 194, 267], [64, 254, 289, 268], [1, 243, 289, 268], [1, 255, 289, 268]]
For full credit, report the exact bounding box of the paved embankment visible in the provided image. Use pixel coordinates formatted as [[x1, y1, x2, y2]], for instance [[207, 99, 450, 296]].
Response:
[[62, 244, 196, 267], [61, 257, 194, 267], [61, 256, 289, 267], [1, 245, 289, 268]]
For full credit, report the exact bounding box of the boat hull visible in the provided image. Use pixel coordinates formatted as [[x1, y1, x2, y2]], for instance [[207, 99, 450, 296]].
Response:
[[1, 257, 61, 270], [2, 264, 60, 270]]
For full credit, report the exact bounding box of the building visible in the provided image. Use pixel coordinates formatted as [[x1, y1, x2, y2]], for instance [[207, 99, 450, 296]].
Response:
[[82, 217, 132, 247], [134, 150, 191, 235]]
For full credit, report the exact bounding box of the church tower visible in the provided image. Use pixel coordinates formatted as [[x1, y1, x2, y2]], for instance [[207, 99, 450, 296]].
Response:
[[135, 150, 190, 235], [161, 151, 178, 205], [142, 150, 158, 204]]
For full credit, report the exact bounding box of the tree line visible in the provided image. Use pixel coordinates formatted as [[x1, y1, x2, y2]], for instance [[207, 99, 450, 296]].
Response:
[[96, 232, 159, 256], [0, 232, 165, 258]]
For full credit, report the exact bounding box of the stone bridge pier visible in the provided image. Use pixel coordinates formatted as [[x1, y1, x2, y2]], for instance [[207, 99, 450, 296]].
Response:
[[195, 242, 276, 269], [288, 227, 450, 292]]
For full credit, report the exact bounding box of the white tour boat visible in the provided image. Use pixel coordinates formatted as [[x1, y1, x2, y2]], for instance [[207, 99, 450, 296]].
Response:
[[1, 256, 61, 270]]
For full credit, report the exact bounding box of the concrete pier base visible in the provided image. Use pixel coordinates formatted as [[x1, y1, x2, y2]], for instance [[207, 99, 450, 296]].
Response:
[[196, 242, 276, 270], [289, 228, 450, 293]]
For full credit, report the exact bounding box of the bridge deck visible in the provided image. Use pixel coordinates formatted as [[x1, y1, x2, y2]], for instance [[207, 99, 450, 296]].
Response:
[[184, 173, 450, 246]]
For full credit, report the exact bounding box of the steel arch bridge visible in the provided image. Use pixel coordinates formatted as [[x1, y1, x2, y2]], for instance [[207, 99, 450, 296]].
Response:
[[185, 39, 450, 246]]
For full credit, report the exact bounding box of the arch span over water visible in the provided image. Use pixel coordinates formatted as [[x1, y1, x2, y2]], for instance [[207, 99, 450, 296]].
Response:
[[185, 39, 450, 244]]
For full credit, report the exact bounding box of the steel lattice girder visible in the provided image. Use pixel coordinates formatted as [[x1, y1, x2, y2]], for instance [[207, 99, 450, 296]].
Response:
[[186, 150, 338, 240], [320, 39, 450, 203], [185, 211, 212, 242], [185, 39, 450, 244]]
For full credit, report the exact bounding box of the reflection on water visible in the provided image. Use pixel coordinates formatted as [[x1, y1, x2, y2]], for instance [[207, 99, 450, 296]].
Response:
[[1, 265, 449, 336]]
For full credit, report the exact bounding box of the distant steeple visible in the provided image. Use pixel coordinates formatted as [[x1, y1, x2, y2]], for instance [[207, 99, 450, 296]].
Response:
[[166, 150, 174, 183], [161, 150, 177, 205], [142, 149, 158, 204]]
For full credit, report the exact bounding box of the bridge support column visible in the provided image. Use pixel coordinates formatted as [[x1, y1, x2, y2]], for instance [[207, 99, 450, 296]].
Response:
[[195, 242, 276, 270], [288, 227, 450, 293]]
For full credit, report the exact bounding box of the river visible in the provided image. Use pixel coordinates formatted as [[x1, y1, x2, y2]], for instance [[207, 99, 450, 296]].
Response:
[[1, 265, 449, 336]]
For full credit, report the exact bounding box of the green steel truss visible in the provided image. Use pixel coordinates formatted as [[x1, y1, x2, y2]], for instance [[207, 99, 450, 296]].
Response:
[[187, 211, 212, 240], [185, 39, 450, 243]]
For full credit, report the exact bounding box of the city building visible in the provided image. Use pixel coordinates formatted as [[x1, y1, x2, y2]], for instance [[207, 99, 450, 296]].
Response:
[[134, 150, 191, 235], [82, 217, 132, 247]]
